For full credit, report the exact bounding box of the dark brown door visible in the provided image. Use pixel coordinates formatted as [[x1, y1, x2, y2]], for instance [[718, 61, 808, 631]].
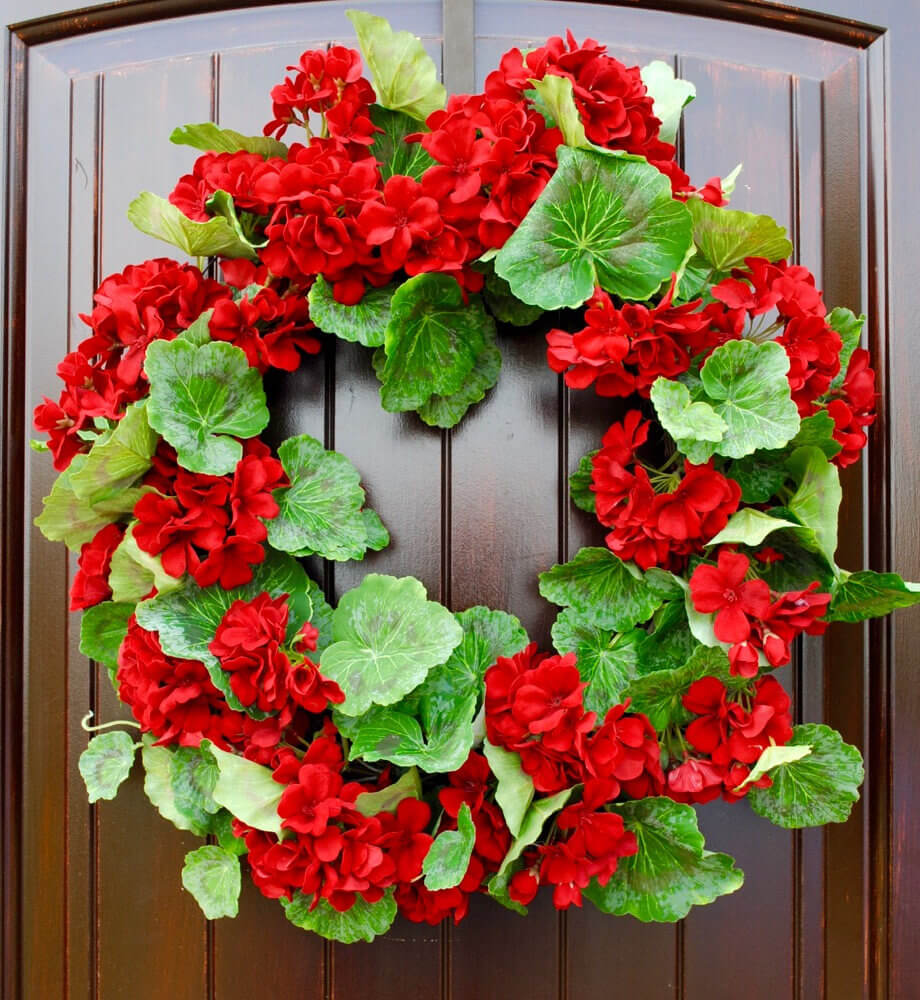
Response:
[[3, 1, 916, 998]]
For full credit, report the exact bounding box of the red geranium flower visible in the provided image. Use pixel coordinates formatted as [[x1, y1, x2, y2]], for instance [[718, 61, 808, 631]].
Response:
[[688, 551, 772, 643]]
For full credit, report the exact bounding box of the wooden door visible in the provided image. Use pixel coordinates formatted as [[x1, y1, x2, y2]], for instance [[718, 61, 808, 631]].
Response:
[[2, 1, 916, 997]]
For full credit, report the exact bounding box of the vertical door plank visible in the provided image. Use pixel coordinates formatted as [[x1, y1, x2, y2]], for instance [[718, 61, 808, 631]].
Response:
[[95, 52, 213, 1000], [679, 56, 796, 1000], [22, 50, 73, 1000]]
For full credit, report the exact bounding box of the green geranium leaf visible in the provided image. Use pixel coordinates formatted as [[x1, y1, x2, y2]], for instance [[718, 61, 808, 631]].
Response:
[[170, 122, 288, 158], [483, 740, 534, 838], [182, 845, 241, 920], [213, 810, 249, 856], [584, 797, 744, 922], [416, 337, 502, 429], [136, 549, 309, 669], [369, 105, 435, 180], [482, 269, 544, 327], [494, 146, 693, 309], [69, 402, 158, 504], [650, 378, 727, 459], [205, 190, 267, 251], [734, 743, 812, 791], [551, 609, 642, 714], [282, 890, 397, 943], [79, 600, 134, 670], [347, 10, 446, 121], [179, 310, 213, 346], [827, 569, 920, 622], [379, 274, 495, 412], [687, 198, 792, 270], [353, 768, 422, 817], [790, 411, 842, 459], [108, 523, 182, 604], [127, 191, 259, 259], [640, 61, 695, 145], [79, 731, 138, 803], [423, 803, 476, 890], [569, 451, 597, 513], [529, 74, 589, 147], [828, 306, 865, 388], [689, 340, 801, 460], [170, 746, 220, 832], [141, 736, 208, 834], [308, 274, 395, 347], [203, 741, 284, 839], [34, 457, 145, 551], [748, 723, 864, 828], [706, 508, 800, 548], [145, 338, 268, 476], [320, 574, 464, 716], [539, 547, 663, 632], [786, 446, 841, 566], [635, 601, 699, 675], [267, 433, 386, 561], [625, 645, 733, 730], [726, 453, 788, 503]]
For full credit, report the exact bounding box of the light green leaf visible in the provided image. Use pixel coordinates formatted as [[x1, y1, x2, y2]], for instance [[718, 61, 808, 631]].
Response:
[[706, 508, 800, 548], [78, 731, 137, 803], [179, 310, 213, 346], [282, 890, 397, 943], [368, 105, 435, 180], [529, 74, 589, 147], [79, 600, 134, 670], [691, 339, 801, 460], [569, 451, 598, 513], [789, 411, 842, 459], [108, 522, 182, 604], [69, 402, 158, 504], [539, 547, 663, 632], [34, 457, 145, 551], [267, 433, 386, 561], [687, 198, 792, 271], [170, 746, 220, 831], [828, 306, 865, 388], [422, 803, 476, 890], [203, 741, 284, 839], [482, 268, 544, 327], [495, 146, 693, 308], [734, 743, 812, 791], [827, 569, 920, 622], [786, 446, 842, 566], [640, 61, 695, 145], [748, 723, 864, 828], [353, 768, 422, 817], [205, 189, 267, 251], [320, 574, 463, 716], [141, 736, 208, 834], [650, 377, 727, 459], [416, 337, 502, 429], [170, 122, 288, 158], [127, 191, 259, 259], [379, 274, 495, 412], [483, 740, 534, 838], [584, 797, 743, 922], [551, 609, 642, 714], [625, 645, 735, 730], [347, 10, 446, 121], [145, 338, 268, 475], [182, 845, 241, 919], [721, 163, 743, 198], [213, 810, 249, 856], [307, 274, 395, 347]]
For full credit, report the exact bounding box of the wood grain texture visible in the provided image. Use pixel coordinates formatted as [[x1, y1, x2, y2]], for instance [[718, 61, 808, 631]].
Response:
[[2, 2, 906, 998]]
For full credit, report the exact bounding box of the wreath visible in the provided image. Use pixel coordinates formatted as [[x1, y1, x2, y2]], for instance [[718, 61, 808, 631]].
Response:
[[33, 11, 916, 941]]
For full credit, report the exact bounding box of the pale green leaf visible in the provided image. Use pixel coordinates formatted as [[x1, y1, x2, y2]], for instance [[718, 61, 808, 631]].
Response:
[[69, 402, 158, 504], [141, 736, 208, 834], [203, 740, 284, 839], [170, 122, 288, 158], [640, 61, 696, 145], [78, 731, 137, 803], [307, 274, 395, 347], [108, 522, 183, 604], [127, 191, 259, 259], [688, 198, 792, 270], [353, 768, 422, 817], [705, 508, 800, 548], [282, 890, 397, 942], [181, 845, 241, 919], [734, 743, 812, 790], [483, 740, 534, 838], [786, 446, 842, 566], [827, 569, 920, 622], [422, 803, 476, 890]]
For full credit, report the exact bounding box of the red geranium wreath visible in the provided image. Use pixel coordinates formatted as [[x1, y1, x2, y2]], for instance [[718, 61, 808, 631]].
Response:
[[34, 11, 908, 941]]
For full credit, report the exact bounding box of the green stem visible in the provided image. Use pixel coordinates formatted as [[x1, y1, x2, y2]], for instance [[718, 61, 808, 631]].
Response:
[[80, 711, 141, 733]]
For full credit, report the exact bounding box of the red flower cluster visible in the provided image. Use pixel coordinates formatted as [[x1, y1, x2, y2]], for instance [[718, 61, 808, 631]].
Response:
[[33, 259, 225, 469], [117, 617, 244, 747], [484, 642, 663, 795], [590, 411, 741, 570], [827, 347, 878, 467], [209, 592, 343, 714], [667, 674, 793, 804], [170, 150, 281, 222], [509, 778, 638, 910], [69, 522, 125, 611], [546, 282, 741, 398], [238, 726, 437, 912], [262, 46, 377, 146], [689, 550, 831, 677], [134, 440, 286, 589]]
